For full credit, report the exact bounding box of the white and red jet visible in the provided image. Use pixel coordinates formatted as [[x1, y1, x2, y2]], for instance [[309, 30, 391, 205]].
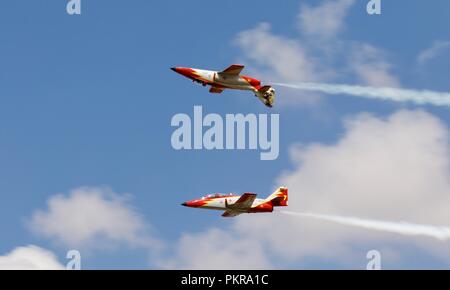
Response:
[[181, 187, 288, 217], [171, 64, 276, 107]]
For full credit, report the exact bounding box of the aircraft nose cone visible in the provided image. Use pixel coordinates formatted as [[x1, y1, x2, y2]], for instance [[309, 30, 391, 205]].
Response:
[[181, 202, 188, 207], [171, 67, 178, 72]]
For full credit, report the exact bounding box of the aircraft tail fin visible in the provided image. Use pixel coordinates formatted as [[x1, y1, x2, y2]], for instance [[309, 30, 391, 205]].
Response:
[[265, 187, 288, 207]]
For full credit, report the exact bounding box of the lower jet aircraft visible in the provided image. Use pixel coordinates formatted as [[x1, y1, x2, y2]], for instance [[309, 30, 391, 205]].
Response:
[[181, 187, 288, 217], [171, 64, 276, 107]]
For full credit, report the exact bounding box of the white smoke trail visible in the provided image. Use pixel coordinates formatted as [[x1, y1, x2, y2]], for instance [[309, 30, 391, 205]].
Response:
[[280, 211, 450, 241], [273, 82, 450, 107]]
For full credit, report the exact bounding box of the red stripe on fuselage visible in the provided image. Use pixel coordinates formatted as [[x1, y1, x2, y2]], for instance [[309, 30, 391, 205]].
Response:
[[241, 75, 261, 90], [248, 202, 273, 213]]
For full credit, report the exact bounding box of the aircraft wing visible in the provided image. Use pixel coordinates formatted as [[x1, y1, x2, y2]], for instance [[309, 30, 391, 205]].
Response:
[[220, 64, 244, 75], [228, 193, 257, 210], [209, 87, 224, 94], [221, 210, 243, 218]]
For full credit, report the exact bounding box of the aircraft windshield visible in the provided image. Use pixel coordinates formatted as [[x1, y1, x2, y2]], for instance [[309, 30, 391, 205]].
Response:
[[202, 193, 235, 199]]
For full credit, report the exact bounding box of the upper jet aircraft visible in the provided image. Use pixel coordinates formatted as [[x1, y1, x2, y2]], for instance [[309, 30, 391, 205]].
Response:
[[171, 64, 276, 107]]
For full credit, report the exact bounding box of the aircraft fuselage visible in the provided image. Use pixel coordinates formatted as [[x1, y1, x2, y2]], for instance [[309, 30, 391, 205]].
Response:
[[172, 68, 261, 91]]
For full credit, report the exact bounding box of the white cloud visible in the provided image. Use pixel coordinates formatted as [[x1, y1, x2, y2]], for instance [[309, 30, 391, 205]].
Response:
[[158, 228, 272, 270], [0, 245, 64, 270], [417, 41, 450, 65], [29, 187, 159, 250], [234, 23, 326, 106], [299, 0, 355, 39], [348, 43, 400, 87], [235, 23, 319, 83]]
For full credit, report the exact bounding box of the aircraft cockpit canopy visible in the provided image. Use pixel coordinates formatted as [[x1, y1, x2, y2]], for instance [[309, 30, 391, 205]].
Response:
[[202, 193, 235, 199]]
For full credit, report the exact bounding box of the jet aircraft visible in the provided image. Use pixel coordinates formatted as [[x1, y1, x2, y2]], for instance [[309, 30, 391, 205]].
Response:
[[181, 187, 288, 217], [171, 64, 276, 107]]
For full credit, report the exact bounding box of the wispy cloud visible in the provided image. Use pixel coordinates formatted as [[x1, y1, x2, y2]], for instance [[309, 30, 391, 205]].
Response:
[[298, 0, 355, 39], [417, 41, 450, 65], [28, 187, 161, 251]]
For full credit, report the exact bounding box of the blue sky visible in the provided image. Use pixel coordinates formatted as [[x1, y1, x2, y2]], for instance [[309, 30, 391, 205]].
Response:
[[1, 0, 450, 269]]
